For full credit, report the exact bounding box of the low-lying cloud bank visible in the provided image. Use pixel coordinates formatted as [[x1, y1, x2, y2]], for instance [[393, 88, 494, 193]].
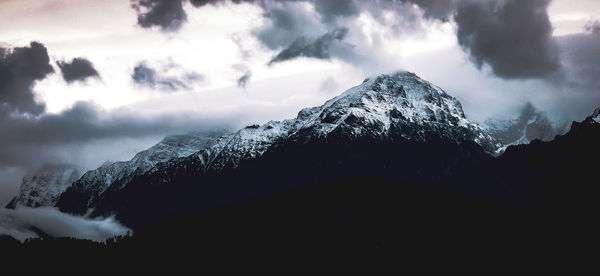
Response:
[[0, 206, 130, 242]]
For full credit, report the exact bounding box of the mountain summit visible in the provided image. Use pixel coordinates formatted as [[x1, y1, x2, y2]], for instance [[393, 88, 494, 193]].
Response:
[[195, 71, 500, 171]]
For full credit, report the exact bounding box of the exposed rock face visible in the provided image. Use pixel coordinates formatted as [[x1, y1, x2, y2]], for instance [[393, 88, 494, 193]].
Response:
[[6, 164, 80, 208]]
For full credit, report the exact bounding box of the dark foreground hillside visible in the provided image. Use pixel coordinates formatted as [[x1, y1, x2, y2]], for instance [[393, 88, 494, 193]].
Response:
[[1, 177, 589, 269]]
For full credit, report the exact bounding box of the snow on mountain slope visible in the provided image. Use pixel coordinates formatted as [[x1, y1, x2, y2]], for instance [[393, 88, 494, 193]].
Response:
[[195, 71, 501, 171], [56, 132, 229, 212], [6, 164, 80, 208]]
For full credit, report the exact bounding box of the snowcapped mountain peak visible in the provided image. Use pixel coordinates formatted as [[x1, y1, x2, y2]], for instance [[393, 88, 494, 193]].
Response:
[[197, 71, 500, 171], [287, 71, 497, 149], [318, 71, 467, 126], [6, 164, 80, 208]]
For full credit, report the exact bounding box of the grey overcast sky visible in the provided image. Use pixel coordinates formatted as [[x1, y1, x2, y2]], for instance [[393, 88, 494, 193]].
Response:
[[1, 0, 599, 204]]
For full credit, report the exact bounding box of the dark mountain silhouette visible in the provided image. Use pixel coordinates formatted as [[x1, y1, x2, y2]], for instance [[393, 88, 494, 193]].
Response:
[[492, 108, 600, 219]]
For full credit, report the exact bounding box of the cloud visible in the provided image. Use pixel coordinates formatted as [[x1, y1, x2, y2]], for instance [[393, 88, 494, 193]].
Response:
[[454, 0, 560, 79], [132, 62, 159, 86], [0, 41, 53, 115], [57, 57, 100, 84], [237, 71, 251, 88], [0, 206, 130, 242], [132, 61, 204, 91], [0, 97, 236, 203], [404, 0, 458, 20], [132, 0, 187, 31], [313, 0, 359, 23], [127, 0, 567, 82], [268, 28, 349, 65], [254, 1, 325, 50], [0, 101, 230, 169], [131, 0, 252, 31], [585, 20, 600, 35], [0, 98, 245, 207], [319, 76, 339, 94], [554, 33, 600, 92]]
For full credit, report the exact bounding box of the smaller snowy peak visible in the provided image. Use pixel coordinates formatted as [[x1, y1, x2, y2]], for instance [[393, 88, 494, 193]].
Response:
[[484, 103, 566, 146], [130, 132, 225, 173], [6, 164, 80, 208], [203, 122, 293, 170]]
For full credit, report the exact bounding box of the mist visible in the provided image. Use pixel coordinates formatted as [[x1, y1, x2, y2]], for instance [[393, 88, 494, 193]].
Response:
[[0, 206, 130, 242]]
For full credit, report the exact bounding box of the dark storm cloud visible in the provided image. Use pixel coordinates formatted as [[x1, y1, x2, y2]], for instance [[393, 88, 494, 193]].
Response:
[[454, 0, 560, 79], [268, 28, 349, 65], [0, 101, 231, 168], [189, 0, 252, 7], [255, 2, 323, 50], [132, 62, 158, 86], [132, 62, 204, 91], [57, 57, 100, 84], [404, 0, 458, 20], [131, 0, 565, 81], [554, 33, 600, 91], [132, 0, 187, 31], [131, 0, 255, 31], [319, 76, 339, 93], [0, 42, 53, 115], [313, 0, 359, 23], [585, 20, 600, 35], [237, 71, 251, 88]]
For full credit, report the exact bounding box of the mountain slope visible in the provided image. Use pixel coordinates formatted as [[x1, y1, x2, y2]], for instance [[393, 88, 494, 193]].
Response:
[[185, 71, 501, 172], [6, 164, 80, 208], [56, 132, 228, 214], [58, 71, 503, 230], [481, 106, 600, 219]]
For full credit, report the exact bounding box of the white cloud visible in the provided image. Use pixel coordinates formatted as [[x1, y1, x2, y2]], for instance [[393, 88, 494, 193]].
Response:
[[0, 206, 130, 242]]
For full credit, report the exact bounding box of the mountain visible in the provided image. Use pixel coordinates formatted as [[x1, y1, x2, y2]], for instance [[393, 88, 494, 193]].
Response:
[[484, 102, 566, 145], [55, 71, 503, 230], [5, 73, 600, 260], [483, 105, 600, 218], [5, 164, 80, 208], [55, 132, 228, 214]]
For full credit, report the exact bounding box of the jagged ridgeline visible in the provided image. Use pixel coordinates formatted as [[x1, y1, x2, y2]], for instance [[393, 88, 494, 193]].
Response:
[[51, 71, 502, 231], [6, 164, 80, 208]]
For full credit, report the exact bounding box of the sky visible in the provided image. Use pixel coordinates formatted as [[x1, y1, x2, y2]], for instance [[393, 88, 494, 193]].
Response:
[[1, 0, 599, 205]]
